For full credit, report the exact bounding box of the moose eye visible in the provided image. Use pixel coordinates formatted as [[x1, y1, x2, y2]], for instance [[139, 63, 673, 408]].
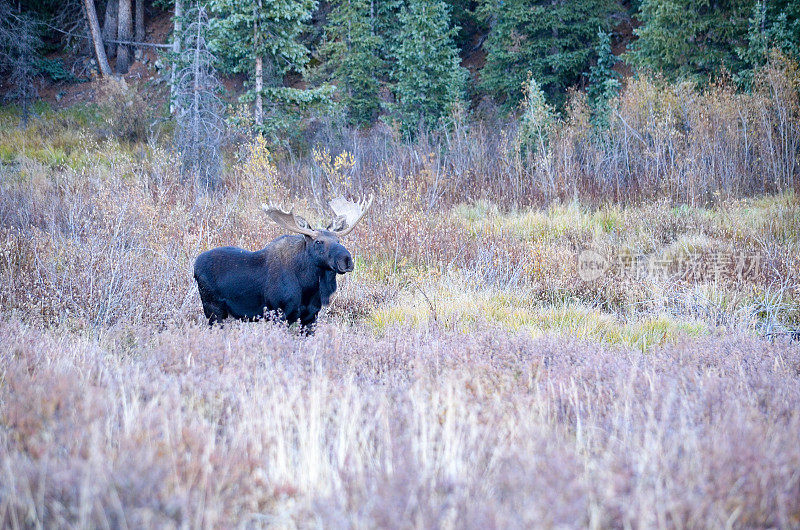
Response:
[[315, 240, 323, 247]]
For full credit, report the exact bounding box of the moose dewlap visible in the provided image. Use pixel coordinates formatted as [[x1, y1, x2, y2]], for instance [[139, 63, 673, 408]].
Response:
[[193, 195, 373, 331]]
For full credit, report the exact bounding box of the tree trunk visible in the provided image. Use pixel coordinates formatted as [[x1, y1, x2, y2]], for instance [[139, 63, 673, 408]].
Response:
[[169, 0, 183, 114], [84, 0, 113, 77], [102, 0, 118, 58], [116, 0, 133, 73], [255, 56, 263, 128], [192, 9, 202, 185], [253, 0, 263, 128], [135, 0, 145, 56]]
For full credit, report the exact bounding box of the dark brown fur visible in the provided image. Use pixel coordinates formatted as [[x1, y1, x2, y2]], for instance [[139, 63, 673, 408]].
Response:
[[193, 231, 353, 331]]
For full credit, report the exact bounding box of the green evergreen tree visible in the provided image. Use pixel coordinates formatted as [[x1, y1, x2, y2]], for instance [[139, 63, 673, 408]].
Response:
[[373, 0, 404, 68], [587, 28, 621, 129], [479, 0, 620, 109], [0, 3, 41, 125], [207, 0, 330, 133], [737, 1, 800, 85], [314, 0, 384, 126], [627, 0, 752, 82], [392, 0, 467, 137]]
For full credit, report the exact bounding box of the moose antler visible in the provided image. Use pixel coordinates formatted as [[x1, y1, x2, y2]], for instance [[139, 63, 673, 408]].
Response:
[[261, 204, 318, 238], [328, 194, 374, 236]]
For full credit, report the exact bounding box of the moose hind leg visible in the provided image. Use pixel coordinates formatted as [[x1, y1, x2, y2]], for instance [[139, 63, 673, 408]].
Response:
[[196, 275, 227, 326], [203, 300, 228, 326]]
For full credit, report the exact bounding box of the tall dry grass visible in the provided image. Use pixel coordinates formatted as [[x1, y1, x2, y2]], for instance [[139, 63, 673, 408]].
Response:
[[279, 53, 799, 208], [1, 321, 799, 527], [1, 153, 797, 334]]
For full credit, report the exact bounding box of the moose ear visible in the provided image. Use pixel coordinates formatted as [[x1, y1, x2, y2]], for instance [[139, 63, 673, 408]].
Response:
[[326, 215, 348, 232]]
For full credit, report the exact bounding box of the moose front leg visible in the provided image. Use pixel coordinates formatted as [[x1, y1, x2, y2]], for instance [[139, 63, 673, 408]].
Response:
[[299, 314, 317, 335], [298, 303, 320, 335]]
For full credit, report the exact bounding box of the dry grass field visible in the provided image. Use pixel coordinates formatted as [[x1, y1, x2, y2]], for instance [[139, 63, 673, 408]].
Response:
[[1, 64, 799, 527]]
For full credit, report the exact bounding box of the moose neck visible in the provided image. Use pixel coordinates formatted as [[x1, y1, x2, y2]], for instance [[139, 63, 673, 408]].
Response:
[[319, 269, 337, 306], [292, 241, 337, 305]]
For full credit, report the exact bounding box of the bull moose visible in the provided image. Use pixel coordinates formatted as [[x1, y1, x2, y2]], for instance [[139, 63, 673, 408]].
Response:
[[193, 195, 373, 331]]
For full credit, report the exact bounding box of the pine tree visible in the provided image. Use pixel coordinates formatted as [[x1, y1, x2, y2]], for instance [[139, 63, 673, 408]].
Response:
[[479, 0, 620, 109], [102, 0, 118, 59], [208, 0, 327, 132], [314, 0, 384, 126], [117, 0, 133, 73], [627, 0, 752, 82], [737, 1, 800, 85], [83, 0, 113, 76], [135, 0, 145, 56], [587, 28, 620, 129], [392, 0, 467, 137], [373, 0, 404, 69]]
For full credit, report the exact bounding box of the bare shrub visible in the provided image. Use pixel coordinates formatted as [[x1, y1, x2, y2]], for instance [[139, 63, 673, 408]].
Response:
[[754, 51, 800, 194], [275, 55, 800, 209], [172, 4, 224, 193], [97, 78, 150, 142]]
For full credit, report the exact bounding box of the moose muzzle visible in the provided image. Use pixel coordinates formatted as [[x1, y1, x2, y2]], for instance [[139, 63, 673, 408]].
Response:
[[337, 253, 354, 273]]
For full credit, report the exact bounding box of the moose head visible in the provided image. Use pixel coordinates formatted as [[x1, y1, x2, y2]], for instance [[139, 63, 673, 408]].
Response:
[[261, 195, 374, 275]]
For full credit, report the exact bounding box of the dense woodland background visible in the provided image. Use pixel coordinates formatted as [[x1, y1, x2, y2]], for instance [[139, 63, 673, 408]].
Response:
[[1, 0, 799, 197]]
